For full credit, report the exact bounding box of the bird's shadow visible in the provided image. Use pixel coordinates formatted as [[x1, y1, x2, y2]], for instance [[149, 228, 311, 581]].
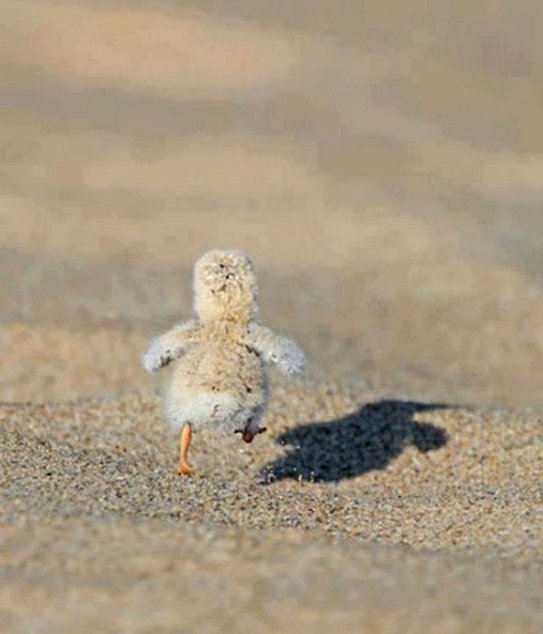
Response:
[[261, 400, 450, 484]]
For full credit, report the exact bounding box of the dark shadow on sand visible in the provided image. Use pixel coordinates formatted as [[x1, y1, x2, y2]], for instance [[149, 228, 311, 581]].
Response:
[[262, 400, 449, 483]]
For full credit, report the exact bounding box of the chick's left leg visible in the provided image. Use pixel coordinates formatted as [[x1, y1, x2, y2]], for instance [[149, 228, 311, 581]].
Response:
[[176, 422, 195, 475]]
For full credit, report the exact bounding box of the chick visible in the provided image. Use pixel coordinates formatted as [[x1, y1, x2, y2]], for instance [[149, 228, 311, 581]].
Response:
[[143, 249, 306, 475]]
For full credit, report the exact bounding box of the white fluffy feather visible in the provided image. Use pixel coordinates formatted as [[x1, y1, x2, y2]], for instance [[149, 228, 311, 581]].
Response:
[[143, 249, 305, 436]]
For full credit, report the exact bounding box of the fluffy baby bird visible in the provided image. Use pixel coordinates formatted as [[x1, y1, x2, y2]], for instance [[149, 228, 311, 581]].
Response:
[[143, 249, 306, 475]]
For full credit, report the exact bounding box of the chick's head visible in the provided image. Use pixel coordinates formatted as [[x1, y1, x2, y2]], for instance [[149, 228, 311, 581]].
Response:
[[194, 250, 258, 324]]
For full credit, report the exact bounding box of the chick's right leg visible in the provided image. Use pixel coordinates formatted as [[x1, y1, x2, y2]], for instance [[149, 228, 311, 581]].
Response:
[[176, 422, 195, 476], [235, 425, 267, 443]]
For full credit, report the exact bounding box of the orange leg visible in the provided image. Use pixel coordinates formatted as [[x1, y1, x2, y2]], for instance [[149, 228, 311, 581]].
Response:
[[176, 422, 195, 476]]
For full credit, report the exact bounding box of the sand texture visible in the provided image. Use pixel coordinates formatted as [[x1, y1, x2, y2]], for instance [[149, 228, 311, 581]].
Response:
[[1, 1, 543, 632]]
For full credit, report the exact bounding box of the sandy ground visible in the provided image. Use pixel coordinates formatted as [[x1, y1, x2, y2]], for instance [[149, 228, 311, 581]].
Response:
[[1, 1, 543, 632]]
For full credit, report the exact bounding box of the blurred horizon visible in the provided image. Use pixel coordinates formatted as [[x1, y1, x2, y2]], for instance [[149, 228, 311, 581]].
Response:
[[1, 0, 543, 406]]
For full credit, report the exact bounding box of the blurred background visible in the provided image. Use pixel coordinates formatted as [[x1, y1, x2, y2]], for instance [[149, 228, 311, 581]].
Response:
[[1, 0, 543, 406]]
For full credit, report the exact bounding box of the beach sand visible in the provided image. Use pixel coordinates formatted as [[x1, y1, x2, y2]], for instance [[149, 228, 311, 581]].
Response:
[[1, 1, 542, 632]]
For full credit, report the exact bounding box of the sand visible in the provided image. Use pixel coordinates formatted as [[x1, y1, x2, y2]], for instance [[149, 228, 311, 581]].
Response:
[[2, 389, 542, 632], [1, 1, 543, 632]]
